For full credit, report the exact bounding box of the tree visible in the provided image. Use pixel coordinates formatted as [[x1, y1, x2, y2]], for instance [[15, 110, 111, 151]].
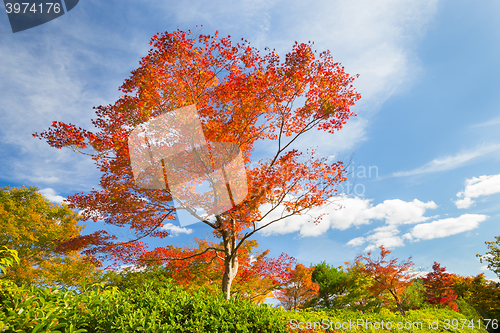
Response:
[[0, 186, 98, 287], [308, 261, 349, 308], [400, 277, 425, 311], [422, 262, 458, 311], [274, 263, 319, 310], [477, 235, 500, 279], [337, 261, 382, 311], [451, 273, 500, 322], [354, 246, 414, 316], [33, 29, 360, 299], [229, 244, 296, 304]]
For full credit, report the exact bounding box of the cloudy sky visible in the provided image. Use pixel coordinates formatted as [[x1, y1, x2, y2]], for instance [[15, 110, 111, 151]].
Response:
[[1, 0, 500, 286]]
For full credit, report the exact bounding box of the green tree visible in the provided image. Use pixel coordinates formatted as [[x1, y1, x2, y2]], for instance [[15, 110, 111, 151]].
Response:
[[309, 261, 349, 308], [98, 264, 174, 293], [477, 235, 500, 279], [337, 261, 382, 312], [400, 277, 425, 311], [0, 186, 99, 287]]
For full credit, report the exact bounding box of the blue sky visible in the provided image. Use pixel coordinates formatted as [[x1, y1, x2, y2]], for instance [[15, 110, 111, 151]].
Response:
[[1, 0, 500, 287]]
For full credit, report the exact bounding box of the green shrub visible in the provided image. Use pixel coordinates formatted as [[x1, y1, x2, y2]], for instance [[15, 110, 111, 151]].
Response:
[[0, 280, 287, 332], [1, 280, 495, 333]]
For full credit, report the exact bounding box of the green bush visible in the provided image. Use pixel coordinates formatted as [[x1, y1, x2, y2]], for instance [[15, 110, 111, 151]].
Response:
[[0, 280, 287, 332], [1, 280, 495, 333]]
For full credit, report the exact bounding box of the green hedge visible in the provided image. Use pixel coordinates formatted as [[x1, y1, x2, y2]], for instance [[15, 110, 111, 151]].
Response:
[[0, 280, 493, 333], [0, 280, 287, 333]]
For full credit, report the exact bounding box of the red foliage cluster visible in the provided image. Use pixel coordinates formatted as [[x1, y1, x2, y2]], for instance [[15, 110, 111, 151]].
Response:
[[423, 262, 459, 311]]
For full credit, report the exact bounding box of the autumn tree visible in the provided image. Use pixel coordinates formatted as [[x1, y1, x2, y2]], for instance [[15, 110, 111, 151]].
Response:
[[451, 273, 500, 322], [308, 261, 349, 308], [33, 29, 360, 299], [0, 186, 98, 287], [354, 246, 414, 316], [337, 261, 382, 311], [422, 262, 458, 311], [274, 263, 319, 310], [230, 243, 296, 303], [477, 235, 500, 279]]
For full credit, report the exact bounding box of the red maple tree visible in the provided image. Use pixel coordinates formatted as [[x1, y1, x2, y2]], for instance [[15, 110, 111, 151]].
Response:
[[423, 262, 459, 311], [33, 29, 360, 299], [354, 246, 414, 316]]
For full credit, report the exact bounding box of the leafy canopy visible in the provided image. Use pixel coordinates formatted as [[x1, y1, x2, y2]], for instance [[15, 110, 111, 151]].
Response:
[[309, 261, 349, 308], [0, 186, 98, 287], [477, 235, 500, 279], [274, 263, 319, 310], [354, 245, 414, 316], [33, 29, 360, 299], [422, 262, 458, 311]]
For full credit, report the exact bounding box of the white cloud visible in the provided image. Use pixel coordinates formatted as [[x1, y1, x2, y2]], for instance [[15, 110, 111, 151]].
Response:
[[168, 0, 438, 155], [161, 223, 193, 236], [392, 144, 500, 177], [362, 226, 406, 251], [471, 116, 500, 128], [455, 173, 500, 209], [410, 214, 488, 240], [39, 188, 67, 205], [0, 9, 148, 191], [118, 264, 146, 273], [455, 197, 474, 209], [347, 236, 365, 247], [258, 195, 437, 239]]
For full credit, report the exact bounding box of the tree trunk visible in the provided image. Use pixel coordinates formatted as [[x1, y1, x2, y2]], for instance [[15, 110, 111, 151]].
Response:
[[221, 250, 238, 300], [391, 292, 406, 316], [221, 227, 239, 300]]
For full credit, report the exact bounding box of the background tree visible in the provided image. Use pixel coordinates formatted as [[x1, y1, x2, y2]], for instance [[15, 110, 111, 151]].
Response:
[[422, 262, 458, 311], [451, 273, 500, 324], [337, 261, 381, 312], [98, 264, 173, 293], [0, 186, 98, 287], [477, 235, 500, 279], [274, 263, 319, 310], [308, 261, 349, 308], [399, 277, 425, 311], [132, 238, 295, 303], [33, 29, 360, 299], [354, 246, 414, 316]]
